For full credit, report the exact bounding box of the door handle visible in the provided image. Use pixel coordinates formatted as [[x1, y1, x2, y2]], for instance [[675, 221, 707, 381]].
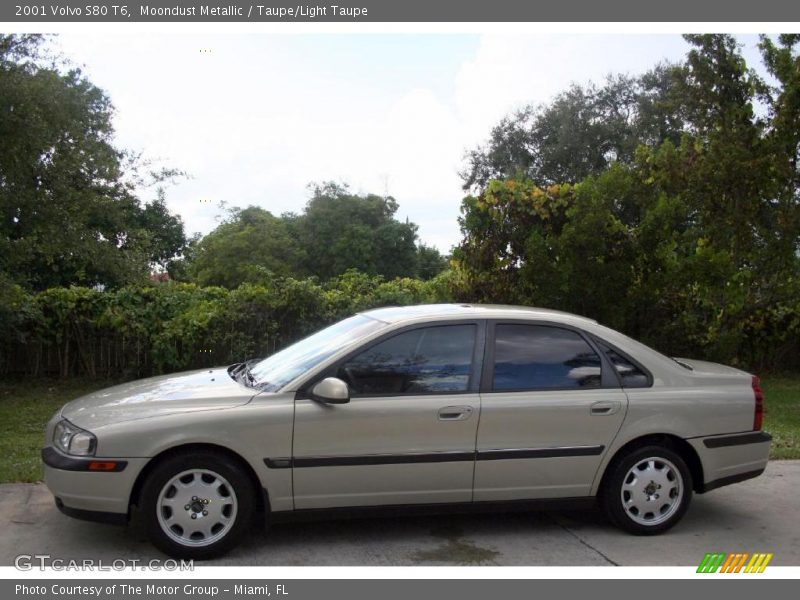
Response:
[[438, 405, 473, 421], [590, 401, 621, 416]]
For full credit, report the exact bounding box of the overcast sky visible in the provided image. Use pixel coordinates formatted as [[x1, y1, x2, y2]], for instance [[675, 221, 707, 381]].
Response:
[[53, 33, 764, 252]]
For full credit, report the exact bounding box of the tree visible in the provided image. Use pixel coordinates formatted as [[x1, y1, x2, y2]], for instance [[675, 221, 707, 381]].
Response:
[[0, 34, 187, 290], [758, 34, 800, 265], [138, 188, 188, 273], [415, 243, 448, 279], [297, 182, 419, 280], [460, 68, 686, 191], [187, 206, 305, 288], [455, 34, 800, 370], [182, 184, 432, 288]]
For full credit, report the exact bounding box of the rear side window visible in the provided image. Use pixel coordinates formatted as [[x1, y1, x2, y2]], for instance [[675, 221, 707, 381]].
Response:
[[338, 324, 476, 395], [492, 324, 602, 391], [596, 340, 650, 388]]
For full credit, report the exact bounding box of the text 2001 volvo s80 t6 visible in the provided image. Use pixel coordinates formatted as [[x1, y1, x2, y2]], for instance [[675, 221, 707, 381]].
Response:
[[42, 304, 771, 558]]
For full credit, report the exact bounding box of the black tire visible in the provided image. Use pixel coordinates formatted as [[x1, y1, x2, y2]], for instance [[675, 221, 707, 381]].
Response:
[[601, 445, 692, 535], [139, 450, 256, 559]]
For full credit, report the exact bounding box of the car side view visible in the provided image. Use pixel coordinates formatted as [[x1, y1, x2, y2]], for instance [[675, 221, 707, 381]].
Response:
[[42, 304, 772, 559]]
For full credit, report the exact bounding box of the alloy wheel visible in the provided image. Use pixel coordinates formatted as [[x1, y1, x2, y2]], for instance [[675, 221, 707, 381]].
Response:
[[619, 456, 683, 526], [156, 468, 238, 547]]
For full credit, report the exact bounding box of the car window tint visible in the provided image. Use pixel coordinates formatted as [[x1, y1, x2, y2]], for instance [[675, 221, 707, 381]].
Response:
[[339, 325, 476, 395], [250, 314, 387, 391], [596, 341, 650, 388], [493, 325, 602, 391]]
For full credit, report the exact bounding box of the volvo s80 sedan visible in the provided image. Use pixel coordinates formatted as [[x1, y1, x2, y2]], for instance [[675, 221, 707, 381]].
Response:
[[42, 304, 771, 558]]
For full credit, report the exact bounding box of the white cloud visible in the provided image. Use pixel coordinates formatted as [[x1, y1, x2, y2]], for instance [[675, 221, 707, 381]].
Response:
[[52, 34, 764, 254], [453, 34, 691, 146]]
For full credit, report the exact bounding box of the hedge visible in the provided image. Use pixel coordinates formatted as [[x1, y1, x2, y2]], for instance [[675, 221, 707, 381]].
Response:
[[0, 271, 454, 379]]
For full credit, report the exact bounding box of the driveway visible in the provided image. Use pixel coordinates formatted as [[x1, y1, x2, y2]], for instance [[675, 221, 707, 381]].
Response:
[[2, 460, 798, 567]]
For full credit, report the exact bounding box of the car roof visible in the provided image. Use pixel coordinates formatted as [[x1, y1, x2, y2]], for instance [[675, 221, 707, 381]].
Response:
[[359, 303, 598, 327]]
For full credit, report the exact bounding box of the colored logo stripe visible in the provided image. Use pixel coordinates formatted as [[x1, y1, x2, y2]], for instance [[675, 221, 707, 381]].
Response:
[[697, 553, 726, 573], [721, 553, 748, 573], [697, 552, 773, 573], [745, 553, 773, 573]]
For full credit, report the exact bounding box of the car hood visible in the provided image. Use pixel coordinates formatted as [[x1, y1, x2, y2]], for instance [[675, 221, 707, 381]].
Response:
[[60, 367, 257, 430]]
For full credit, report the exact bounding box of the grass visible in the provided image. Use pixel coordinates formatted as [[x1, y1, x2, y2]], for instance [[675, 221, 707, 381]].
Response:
[[0, 375, 797, 484], [0, 378, 112, 483], [761, 376, 800, 460]]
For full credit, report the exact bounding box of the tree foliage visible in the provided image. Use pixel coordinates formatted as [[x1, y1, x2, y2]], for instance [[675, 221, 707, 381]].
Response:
[[298, 182, 419, 280], [455, 35, 800, 371], [0, 273, 454, 379], [183, 183, 448, 287], [461, 67, 687, 191], [4, 33, 800, 379], [0, 34, 187, 291], [188, 206, 305, 287]]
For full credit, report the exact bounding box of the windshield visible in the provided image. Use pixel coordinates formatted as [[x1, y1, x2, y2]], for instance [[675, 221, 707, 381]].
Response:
[[249, 314, 387, 392]]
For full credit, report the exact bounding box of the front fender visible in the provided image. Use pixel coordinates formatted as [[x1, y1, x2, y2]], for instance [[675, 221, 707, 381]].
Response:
[[92, 394, 295, 511]]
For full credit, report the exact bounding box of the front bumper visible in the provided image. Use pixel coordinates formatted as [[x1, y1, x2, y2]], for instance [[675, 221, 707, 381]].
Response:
[[42, 446, 147, 518], [54, 497, 128, 525], [689, 431, 772, 493]]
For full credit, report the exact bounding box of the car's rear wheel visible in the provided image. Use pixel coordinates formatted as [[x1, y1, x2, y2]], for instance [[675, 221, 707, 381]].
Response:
[[602, 445, 692, 535], [140, 450, 255, 559]]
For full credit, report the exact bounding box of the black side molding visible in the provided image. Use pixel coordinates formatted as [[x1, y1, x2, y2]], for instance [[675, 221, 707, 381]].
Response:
[[698, 468, 766, 493], [41, 447, 128, 472], [265, 452, 475, 469], [702, 431, 772, 449], [54, 497, 128, 525], [265, 445, 604, 469], [477, 446, 604, 461]]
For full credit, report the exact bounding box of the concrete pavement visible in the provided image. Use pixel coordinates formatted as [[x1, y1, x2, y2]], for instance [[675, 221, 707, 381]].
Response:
[[1, 460, 798, 567]]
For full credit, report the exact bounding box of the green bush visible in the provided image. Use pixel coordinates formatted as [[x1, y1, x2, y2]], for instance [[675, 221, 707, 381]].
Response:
[[2, 263, 795, 380], [0, 274, 451, 379]]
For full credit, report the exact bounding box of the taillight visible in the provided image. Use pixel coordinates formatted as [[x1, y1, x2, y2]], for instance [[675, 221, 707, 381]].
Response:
[[752, 375, 764, 431]]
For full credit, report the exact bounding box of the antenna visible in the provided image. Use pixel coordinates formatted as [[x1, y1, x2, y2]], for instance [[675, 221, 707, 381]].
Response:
[[379, 173, 390, 199]]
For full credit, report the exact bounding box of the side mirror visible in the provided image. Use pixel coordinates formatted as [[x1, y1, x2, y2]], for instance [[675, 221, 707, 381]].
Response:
[[310, 377, 350, 404]]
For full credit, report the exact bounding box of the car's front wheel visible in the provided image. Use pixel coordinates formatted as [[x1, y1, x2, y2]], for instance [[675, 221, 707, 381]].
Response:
[[602, 445, 692, 535], [139, 450, 255, 559]]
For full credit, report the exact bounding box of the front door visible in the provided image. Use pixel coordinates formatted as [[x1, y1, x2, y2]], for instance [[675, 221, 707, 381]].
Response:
[[292, 322, 482, 509], [474, 322, 628, 501]]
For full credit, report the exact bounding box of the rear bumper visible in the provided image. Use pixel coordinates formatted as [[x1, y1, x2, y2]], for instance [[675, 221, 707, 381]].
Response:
[[699, 467, 765, 493], [701, 431, 772, 449], [689, 431, 771, 493], [42, 446, 145, 517]]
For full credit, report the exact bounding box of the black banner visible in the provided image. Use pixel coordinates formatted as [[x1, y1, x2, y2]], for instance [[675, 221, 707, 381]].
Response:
[[4, 579, 799, 600], [3, 0, 800, 22]]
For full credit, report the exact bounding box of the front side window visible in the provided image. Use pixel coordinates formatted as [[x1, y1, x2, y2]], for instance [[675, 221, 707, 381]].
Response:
[[492, 324, 602, 391], [338, 324, 477, 395]]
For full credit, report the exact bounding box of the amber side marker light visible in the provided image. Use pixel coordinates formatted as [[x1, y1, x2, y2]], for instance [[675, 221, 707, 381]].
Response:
[[88, 461, 119, 471], [752, 375, 765, 431]]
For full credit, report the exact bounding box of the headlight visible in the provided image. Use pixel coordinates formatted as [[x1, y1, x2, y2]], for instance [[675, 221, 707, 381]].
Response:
[[53, 419, 96, 456]]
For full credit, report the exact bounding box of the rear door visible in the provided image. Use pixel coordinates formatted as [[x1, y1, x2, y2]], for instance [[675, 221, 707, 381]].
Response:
[[473, 321, 628, 501], [292, 320, 484, 509]]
